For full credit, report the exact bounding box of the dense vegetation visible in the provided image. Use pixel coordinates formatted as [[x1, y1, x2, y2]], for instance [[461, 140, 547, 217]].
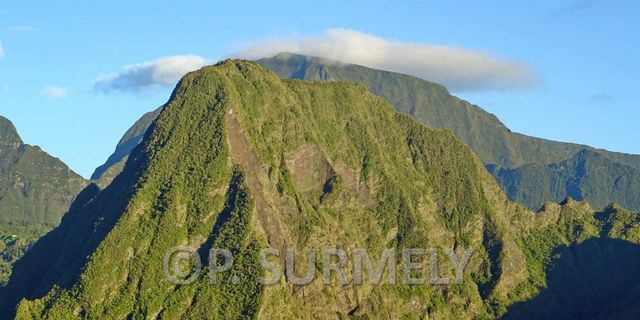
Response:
[[488, 149, 640, 211], [4, 61, 639, 319], [0, 116, 87, 285]]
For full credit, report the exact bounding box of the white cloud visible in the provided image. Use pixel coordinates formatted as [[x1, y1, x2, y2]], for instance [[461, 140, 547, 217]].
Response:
[[93, 55, 210, 93], [41, 86, 67, 99], [0, 41, 4, 59], [235, 28, 540, 91]]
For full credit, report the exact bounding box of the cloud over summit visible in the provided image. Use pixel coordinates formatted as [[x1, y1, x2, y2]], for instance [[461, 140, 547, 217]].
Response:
[[93, 55, 210, 93], [93, 29, 539, 93], [236, 29, 540, 91]]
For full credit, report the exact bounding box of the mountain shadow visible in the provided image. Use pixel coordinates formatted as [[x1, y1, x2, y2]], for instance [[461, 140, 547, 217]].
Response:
[[0, 115, 87, 286], [488, 149, 640, 212], [502, 237, 640, 319]]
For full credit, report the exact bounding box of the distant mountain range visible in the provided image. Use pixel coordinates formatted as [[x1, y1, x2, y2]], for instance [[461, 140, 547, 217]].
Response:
[[0, 116, 87, 284], [2, 61, 639, 319], [488, 149, 640, 211], [92, 53, 640, 212], [90, 108, 163, 188]]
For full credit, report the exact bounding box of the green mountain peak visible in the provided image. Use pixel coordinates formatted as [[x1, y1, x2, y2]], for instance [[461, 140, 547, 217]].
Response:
[[0, 115, 88, 286], [0, 116, 23, 148]]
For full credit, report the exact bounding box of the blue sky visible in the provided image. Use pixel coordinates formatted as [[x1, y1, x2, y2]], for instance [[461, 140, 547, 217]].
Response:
[[0, 0, 638, 178]]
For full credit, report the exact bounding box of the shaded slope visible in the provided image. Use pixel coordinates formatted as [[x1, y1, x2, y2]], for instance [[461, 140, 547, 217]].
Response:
[[0, 116, 87, 285], [502, 238, 640, 320], [488, 149, 640, 211], [502, 204, 640, 319]]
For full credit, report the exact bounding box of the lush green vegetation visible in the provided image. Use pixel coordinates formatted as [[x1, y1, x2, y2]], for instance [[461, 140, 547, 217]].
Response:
[[0, 116, 87, 285], [488, 149, 640, 211]]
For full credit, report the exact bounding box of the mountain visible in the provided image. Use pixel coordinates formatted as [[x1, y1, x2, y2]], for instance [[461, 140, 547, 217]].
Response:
[[90, 107, 162, 187], [502, 202, 640, 319], [257, 53, 640, 169], [257, 53, 640, 211], [0, 116, 87, 285], [2, 61, 639, 319], [92, 53, 640, 212], [488, 149, 640, 211]]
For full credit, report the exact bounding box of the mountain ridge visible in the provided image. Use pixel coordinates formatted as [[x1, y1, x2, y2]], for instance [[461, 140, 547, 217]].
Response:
[[488, 148, 640, 211], [2, 60, 515, 318], [0, 115, 87, 285], [90, 107, 163, 186]]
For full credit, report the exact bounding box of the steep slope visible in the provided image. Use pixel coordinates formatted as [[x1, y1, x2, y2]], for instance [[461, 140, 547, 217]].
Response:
[[90, 107, 162, 187], [92, 53, 640, 212], [2, 61, 639, 320], [488, 149, 640, 211], [0, 116, 87, 285], [502, 202, 640, 319]]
